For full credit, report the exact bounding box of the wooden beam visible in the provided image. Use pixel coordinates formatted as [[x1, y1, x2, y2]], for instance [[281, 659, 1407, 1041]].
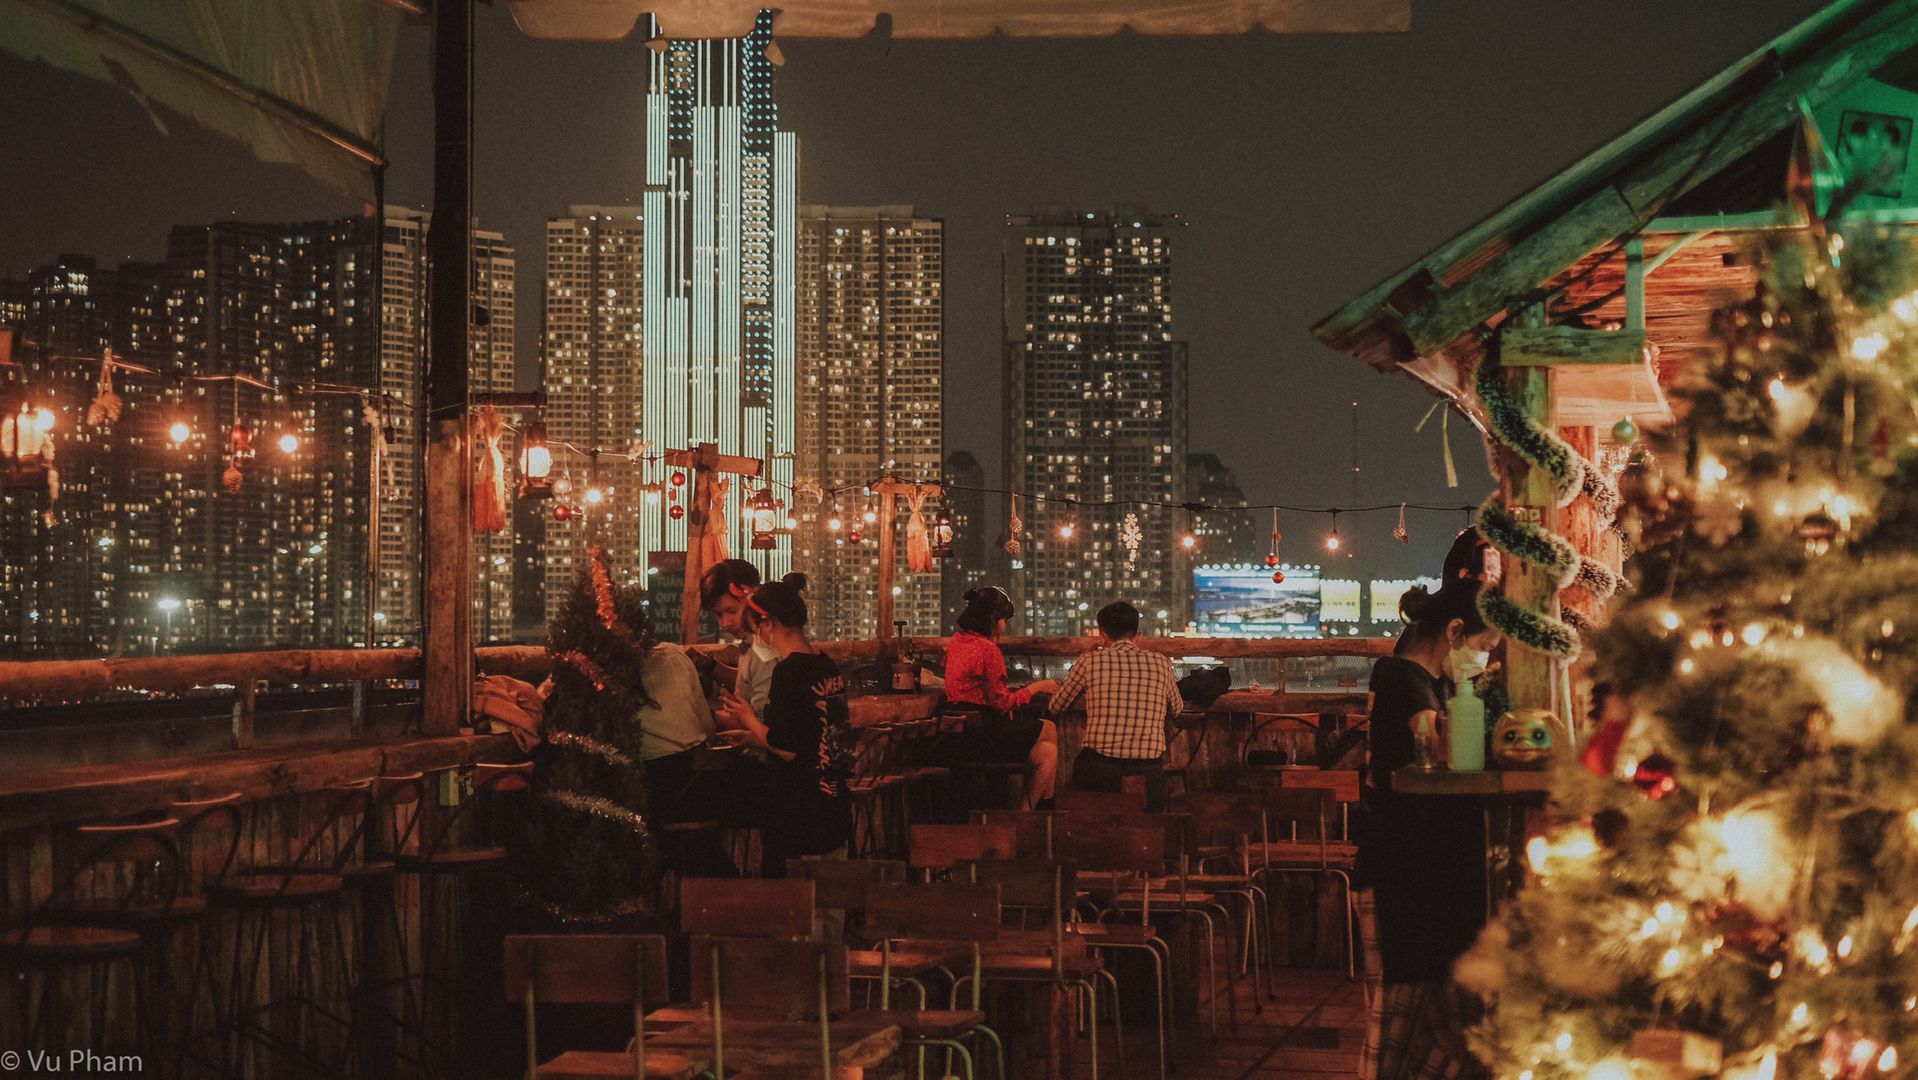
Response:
[[1359, 0, 1918, 361], [1499, 326, 1648, 367], [1500, 306, 1561, 714], [664, 447, 761, 478]]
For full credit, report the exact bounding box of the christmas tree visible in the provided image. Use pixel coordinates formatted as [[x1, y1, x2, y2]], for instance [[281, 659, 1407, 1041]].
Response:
[[511, 546, 662, 928], [1463, 198, 1918, 1079]]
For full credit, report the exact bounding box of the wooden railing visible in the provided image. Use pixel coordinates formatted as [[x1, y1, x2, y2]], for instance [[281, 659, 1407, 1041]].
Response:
[[0, 636, 1391, 703]]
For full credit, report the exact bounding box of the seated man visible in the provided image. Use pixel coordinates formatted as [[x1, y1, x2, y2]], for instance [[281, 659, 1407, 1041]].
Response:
[[1051, 600, 1184, 812]]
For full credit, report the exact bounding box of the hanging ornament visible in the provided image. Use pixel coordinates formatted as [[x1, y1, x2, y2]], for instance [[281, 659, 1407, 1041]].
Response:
[[1631, 752, 1678, 799], [554, 502, 575, 522], [1612, 415, 1640, 446], [1580, 716, 1629, 778], [1004, 495, 1023, 556], [472, 406, 508, 534], [1394, 502, 1410, 544], [1797, 509, 1840, 556], [847, 529, 862, 544], [668, 504, 684, 521], [228, 422, 253, 462], [1271, 570, 1286, 585], [670, 470, 687, 488], [222, 465, 245, 494], [905, 488, 932, 572], [85, 352, 121, 428], [1266, 513, 1282, 568], [1119, 512, 1143, 571]]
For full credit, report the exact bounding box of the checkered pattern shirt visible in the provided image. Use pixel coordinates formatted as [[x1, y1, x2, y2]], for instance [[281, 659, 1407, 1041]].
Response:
[[1049, 639, 1183, 760]]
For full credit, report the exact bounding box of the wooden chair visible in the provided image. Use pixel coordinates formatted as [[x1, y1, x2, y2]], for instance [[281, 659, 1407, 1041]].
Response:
[[970, 810, 1057, 858], [786, 857, 948, 1008], [1252, 786, 1358, 976], [1054, 789, 1145, 818], [936, 703, 1029, 813], [1179, 793, 1276, 998], [908, 823, 1018, 879], [1055, 822, 1174, 1076], [957, 858, 1115, 1080], [502, 933, 703, 1079], [866, 881, 1006, 1080]]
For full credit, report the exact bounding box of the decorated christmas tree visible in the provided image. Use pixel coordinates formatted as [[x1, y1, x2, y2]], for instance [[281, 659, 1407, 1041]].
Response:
[[1463, 200, 1918, 1078], [511, 546, 662, 928]]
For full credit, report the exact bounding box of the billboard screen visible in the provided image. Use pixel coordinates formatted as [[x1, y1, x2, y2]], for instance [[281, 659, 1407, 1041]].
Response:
[[1370, 578, 1441, 623], [1192, 564, 1322, 637], [1320, 579, 1363, 623]]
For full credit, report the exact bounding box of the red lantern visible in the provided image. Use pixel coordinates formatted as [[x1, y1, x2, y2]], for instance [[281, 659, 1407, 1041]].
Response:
[[669, 504, 685, 521]]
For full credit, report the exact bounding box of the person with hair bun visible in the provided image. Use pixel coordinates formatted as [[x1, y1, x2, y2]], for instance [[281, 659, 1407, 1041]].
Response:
[[940, 585, 1060, 810], [1359, 527, 1502, 1080], [713, 573, 853, 875]]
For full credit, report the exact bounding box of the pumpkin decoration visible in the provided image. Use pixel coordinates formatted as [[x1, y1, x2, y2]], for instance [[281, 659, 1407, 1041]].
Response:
[[1492, 708, 1567, 769]]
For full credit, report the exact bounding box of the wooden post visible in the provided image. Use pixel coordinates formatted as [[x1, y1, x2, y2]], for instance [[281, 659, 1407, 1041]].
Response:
[[420, 0, 473, 736], [869, 478, 943, 641], [667, 444, 763, 645], [1500, 304, 1558, 714], [231, 679, 257, 750]]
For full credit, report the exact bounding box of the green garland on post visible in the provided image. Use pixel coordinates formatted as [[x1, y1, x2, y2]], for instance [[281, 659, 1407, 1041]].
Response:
[[1477, 497, 1579, 589], [1478, 584, 1581, 658], [1476, 357, 1583, 508]]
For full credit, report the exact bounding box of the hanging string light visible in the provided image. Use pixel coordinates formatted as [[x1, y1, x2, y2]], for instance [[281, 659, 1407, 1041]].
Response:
[[517, 417, 554, 500], [930, 498, 954, 559], [168, 420, 192, 445], [862, 491, 879, 526], [1325, 510, 1344, 552], [639, 454, 663, 505], [826, 499, 844, 533], [277, 432, 300, 454]]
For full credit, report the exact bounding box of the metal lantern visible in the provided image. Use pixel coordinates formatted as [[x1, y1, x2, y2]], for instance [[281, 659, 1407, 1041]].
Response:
[[1, 403, 55, 489], [517, 419, 554, 499], [930, 509, 954, 558], [748, 485, 779, 550]]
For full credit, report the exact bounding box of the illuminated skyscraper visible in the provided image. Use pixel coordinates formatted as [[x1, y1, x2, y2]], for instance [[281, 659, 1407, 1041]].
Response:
[[793, 205, 944, 641], [378, 208, 518, 642], [1004, 209, 1191, 637], [539, 207, 645, 627], [642, 10, 798, 585]]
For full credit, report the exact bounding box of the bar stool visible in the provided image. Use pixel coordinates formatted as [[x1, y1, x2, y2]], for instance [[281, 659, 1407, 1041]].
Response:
[[396, 760, 532, 1072], [2, 819, 180, 1060], [166, 792, 247, 1076], [937, 705, 1028, 817], [205, 783, 365, 1077]]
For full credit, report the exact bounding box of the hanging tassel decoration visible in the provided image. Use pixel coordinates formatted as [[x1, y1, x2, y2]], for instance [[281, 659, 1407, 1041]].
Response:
[[1005, 494, 1023, 556], [1415, 399, 1462, 489], [1394, 502, 1410, 544], [86, 352, 121, 428], [905, 488, 933, 573], [1120, 512, 1143, 572], [700, 476, 732, 565], [472, 406, 508, 534]]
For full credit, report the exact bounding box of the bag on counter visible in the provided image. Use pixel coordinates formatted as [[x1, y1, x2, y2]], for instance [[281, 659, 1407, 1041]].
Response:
[[1177, 665, 1232, 709]]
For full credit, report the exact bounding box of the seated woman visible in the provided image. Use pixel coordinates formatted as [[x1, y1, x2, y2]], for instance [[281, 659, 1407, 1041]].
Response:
[[1359, 528, 1502, 1080], [712, 574, 854, 877], [938, 586, 1060, 811], [632, 639, 738, 878]]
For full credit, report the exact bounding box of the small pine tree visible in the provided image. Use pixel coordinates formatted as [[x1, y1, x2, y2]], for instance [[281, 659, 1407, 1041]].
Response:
[[1464, 202, 1918, 1079], [511, 546, 663, 928]]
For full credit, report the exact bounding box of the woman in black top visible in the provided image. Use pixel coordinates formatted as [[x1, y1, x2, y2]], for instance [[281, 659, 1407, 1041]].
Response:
[[1360, 529, 1501, 1080], [714, 574, 853, 877]]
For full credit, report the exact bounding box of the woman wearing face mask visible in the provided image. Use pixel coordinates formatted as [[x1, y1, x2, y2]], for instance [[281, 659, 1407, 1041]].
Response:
[[1357, 528, 1501, 1080], [712, 574, 853, 877]]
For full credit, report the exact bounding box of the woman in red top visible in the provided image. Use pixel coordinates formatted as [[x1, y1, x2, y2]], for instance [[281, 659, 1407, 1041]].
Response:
[[942, 586, 1059, 809]]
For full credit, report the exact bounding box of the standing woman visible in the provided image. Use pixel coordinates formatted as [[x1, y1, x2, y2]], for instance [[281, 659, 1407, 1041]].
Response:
[[941, 586, 1060, 810], [713, 574, 853, 876], [1358, 529, 1502, 1080]]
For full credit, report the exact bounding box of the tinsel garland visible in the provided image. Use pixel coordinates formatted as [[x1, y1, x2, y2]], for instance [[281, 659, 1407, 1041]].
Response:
[[588, 545, 642, 648], [1476, 357, 1583, 508], [541, 788, 649, 834], [1575, 553, 1624, 600], [554, 649, 609, 691], [1478, 585, 1581, 658], [546, 729, 634, 768], [515, 885, 652, 927], [1582, 459, 1620, 527], [1477, 497, 1579, 590]]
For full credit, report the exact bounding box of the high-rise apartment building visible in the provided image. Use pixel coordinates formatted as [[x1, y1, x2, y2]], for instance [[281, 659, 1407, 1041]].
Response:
[[1187, 452, 1263, 565], [640, 11, 798, 588], [539, 207, 646, 627], [1004, 209, 1191, 636], [376, 208, 519, 643], [793, 206, 944, 640], [940, 450, 990, 625]]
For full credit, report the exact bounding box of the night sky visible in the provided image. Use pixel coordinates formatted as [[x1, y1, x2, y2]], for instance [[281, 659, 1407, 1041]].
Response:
[[0, 0, 1825, 586]]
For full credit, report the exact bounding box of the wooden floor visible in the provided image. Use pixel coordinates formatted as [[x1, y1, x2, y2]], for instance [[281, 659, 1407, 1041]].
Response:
[[1070, 965, 1365, 1080]]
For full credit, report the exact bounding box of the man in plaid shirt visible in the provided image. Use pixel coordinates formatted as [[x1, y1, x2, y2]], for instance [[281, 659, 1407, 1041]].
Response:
[[1051, 601, 1184, 812]]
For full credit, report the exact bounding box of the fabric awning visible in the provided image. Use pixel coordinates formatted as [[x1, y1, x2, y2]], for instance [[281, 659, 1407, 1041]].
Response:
[[505, 0, 1409, 41], [1, 0, 401, 201]]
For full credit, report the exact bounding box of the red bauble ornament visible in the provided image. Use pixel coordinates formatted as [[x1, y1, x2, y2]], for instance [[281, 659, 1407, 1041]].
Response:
[[669, 504, 685, 521], [848, 530, 863, 544], [1264, 554, 1280, 568], [552, 503, 573, 521], [670, 471, 687, 488], [1631, 752, 1678, 799], [228, 422, 252, 453], [1271, 570, 1285, 584]]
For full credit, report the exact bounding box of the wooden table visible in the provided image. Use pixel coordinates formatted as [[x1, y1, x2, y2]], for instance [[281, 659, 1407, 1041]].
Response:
[[648, 1012, 901, 1075], [1390, 765, 1551, 913]]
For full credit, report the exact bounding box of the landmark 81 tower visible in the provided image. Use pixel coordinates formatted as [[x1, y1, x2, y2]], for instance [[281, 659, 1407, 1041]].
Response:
[[642, 10, 798, 580]]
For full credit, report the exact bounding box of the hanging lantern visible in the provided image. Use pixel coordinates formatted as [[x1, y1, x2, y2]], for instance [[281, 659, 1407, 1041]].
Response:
[[517, 419, 554, 499], [1, 402, 55, 489], [228, 421, 254, 462], [930, 508, 954, 558], [748, 485, 779, 550]]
